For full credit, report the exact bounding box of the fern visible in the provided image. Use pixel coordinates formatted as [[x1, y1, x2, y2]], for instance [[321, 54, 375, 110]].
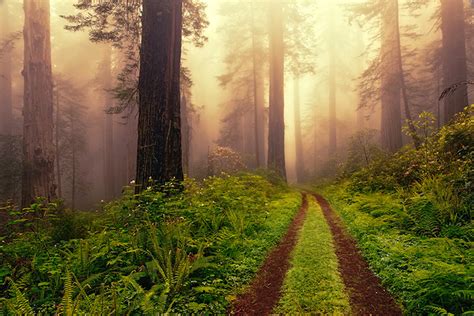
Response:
[[452, 290, 474, 301], [143, 222, 211, 311], [427, 305, 455, 316], [5, 278, 34, 316], [58, 270, 74, 316]]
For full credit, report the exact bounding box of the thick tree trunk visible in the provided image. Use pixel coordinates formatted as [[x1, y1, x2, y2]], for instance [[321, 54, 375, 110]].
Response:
[[136, 0, 184, 191], [0, 1, 13, 136], [251, 6, 265, 168], [22, 0, 56, 207], [293, 76, 305, 183], [440, 0, 468, 123], [380, 0, 403, 153], [268, 1, 286, 180]]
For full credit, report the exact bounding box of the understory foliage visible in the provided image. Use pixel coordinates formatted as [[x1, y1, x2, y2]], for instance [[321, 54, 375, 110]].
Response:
[[0, 174, 300, 314], [348, 106, 473, 234], [321, 106, 473, 314]]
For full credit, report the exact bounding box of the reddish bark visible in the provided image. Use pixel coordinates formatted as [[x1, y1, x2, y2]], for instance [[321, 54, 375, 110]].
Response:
[[22, 0, 56, 207], [136, 0, 184, 191]]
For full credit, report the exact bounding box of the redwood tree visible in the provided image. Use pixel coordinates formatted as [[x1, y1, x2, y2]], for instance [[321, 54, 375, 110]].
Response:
[[22, 0, 56, 207], [0, 0, 12, 136], [103, 47, 116, 200], [136, 0, 184, 190], [380, 0, 403, 152], [440, 0, 468, 123], [268, 0, 286, 180]]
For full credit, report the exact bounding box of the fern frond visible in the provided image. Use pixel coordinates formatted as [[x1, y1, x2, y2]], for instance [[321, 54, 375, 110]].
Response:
[[426, 305, 454, 316], [5, 278, 34, 316], [59, 270, 74, 316], [452, 290, 474, 300]]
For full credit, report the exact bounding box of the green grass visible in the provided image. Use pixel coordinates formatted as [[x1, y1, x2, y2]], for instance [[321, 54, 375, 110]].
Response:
[[275, 196, 350, 314], [320, 183, 473, 315]]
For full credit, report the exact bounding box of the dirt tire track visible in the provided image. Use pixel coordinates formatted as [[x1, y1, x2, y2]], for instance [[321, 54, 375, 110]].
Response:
[[231, 193, 308, 316], [313, 193, 402, 316]]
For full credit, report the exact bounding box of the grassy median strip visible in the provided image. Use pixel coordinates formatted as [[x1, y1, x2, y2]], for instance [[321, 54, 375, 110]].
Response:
[[275, 196, 350, 314]]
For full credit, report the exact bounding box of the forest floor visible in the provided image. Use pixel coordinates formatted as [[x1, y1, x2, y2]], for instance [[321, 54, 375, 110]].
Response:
[[2, 172, 470, 314], [232, 193, 308, 315], [232, 192, 402, 315]]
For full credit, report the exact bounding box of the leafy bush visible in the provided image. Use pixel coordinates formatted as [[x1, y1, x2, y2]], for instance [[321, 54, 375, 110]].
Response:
[[314, 106, 473, 314], [208, 146, 247, 176], [342, 129, 385, 177], [0, 173, 301, 314], [321, 185, 473, 315], [349, 106, 473, 197]]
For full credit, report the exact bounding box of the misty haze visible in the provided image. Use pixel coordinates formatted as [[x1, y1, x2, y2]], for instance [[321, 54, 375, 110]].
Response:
[[0, 0, 472, 314]]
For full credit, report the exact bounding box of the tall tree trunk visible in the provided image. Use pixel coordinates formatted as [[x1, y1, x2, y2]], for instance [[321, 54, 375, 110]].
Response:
[[103, 47, 115, 200], [394, 0, 419, 148], [181, 93, 190, 175], [313, 117, 318, 172], [127, 114, 137, 183], [0, 1, 13, 136], [440, 0, 468, 123], [104, 110, 115, 199], [328, 1, 337, 155], [328, 35, 337, 155], [268, 0, 286, 180], [22, 0, 56, 207], [71, 118, 76, 210], [54, 89, 62, 199], [380, 0, 403, 153], [293, 76, 305, 183], [355, 26, 366, 130], [136, 0, 184, 191], [251, 5, 265, 168]]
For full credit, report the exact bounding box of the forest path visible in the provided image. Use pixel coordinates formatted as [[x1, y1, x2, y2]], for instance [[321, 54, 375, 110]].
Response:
[[313, 193, 402, 316], [231, 193, 308, 315], [231, 192, 402, 315]]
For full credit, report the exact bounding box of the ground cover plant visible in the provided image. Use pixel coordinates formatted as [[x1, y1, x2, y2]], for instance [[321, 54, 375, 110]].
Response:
[[275, 196, 350, 314], [0, 174, 301, 314], [316, 106, 474, 314]]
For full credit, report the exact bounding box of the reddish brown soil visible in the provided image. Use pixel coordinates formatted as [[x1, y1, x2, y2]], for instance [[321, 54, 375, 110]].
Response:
[[313, 194, 402, 316], [231, 193, 308, 316]]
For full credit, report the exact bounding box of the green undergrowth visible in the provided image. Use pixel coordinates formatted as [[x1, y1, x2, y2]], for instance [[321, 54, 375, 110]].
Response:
[[0, 174, 301, 314], [320, 184, 473, 315], [275, 195, 350, 315]]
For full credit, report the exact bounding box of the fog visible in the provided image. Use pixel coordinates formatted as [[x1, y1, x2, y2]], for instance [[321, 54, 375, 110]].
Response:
[[0, 0, 470, 209]]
